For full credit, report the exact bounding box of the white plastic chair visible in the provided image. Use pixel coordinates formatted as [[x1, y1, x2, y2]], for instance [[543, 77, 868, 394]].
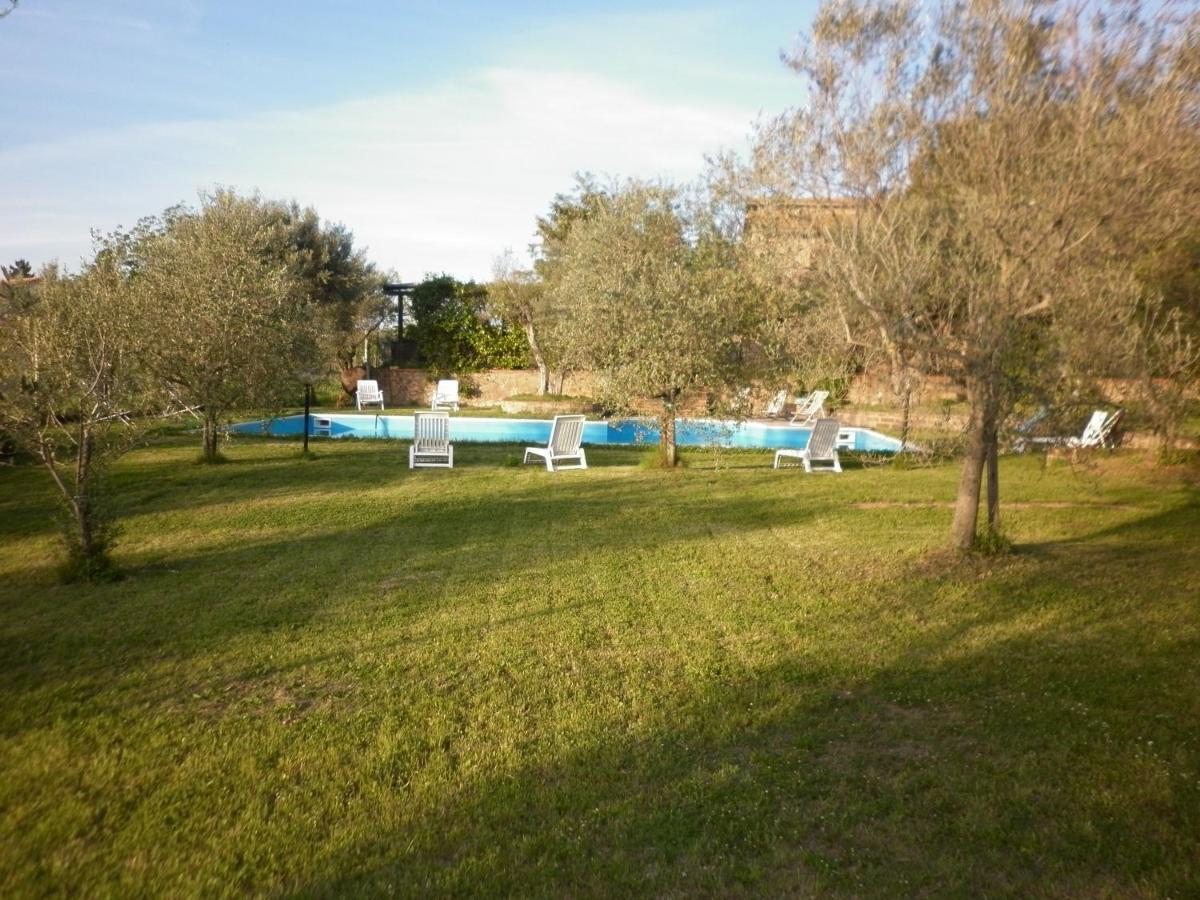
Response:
[[523, 415, 588, 471], [764, 390, 789, 418], [790, 390, 829, 426], [774, 417, 843, 472], [1016, 409, 1122, 451], [1067, 409, 1123, 448], [356, 379, 385, 410], [432, 379, 460, 411], [409, 411, 453, 469]]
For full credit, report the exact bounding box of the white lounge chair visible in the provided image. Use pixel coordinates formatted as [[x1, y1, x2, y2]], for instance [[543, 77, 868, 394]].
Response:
[[432, 379, 460, 411], [356, 379, 385, 410], [1016, 409, 1122, 451], [409, 411, 453, 469], [790, 389, 829, 426], [764, 390, 789, 418], [774, 417, 843, 472], [523, 415, 588, 471], [1066, 409, 1123, 448]]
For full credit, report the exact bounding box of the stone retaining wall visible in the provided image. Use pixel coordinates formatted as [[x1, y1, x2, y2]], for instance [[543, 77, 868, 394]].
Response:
[[374, 366, 1187, 415]]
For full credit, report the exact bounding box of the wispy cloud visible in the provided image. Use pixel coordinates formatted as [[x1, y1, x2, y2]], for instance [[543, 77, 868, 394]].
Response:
[[1, 66, 756, 278]]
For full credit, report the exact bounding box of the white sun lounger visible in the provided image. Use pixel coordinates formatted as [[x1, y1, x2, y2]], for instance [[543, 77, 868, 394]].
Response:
[[356, 379, 385, 410], [1017, 409, 1123, 451], [1066, 409, 1123, 448], [774, 417, 843, 472], [409, 411, 453, 468], [431, 379, 460, 411], [790, 389, 829, 426], [523, 415, 588, 471], [764, 390, 789, 418]]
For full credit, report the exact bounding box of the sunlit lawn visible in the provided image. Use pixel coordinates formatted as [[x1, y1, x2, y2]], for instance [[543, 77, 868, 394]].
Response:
[[1, 437, 1197, 896]]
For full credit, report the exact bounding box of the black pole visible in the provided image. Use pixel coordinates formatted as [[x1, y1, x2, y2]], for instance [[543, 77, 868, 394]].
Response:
[[303, 384, 311, 454]]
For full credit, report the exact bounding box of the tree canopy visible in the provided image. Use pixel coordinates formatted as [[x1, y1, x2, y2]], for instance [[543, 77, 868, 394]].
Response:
[[554, 181, 765, 466], [730, 0, 1200, 548], [408, 274, 529, 378], [131, 190, 320, 461]]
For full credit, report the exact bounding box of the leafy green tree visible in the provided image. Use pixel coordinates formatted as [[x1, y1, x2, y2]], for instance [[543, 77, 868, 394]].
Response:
[[258, 203, 387, 398], [555, 181, 762, 466], [132, 191, 320, 462], [488, 252, 565, 396], [409, 274, 528, 377], [736, 0, 1200, 549], [0, 251, 168, 580]]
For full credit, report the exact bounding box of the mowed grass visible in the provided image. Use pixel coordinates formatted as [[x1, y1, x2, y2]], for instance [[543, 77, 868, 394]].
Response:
[[1, 437, 1198, 897]]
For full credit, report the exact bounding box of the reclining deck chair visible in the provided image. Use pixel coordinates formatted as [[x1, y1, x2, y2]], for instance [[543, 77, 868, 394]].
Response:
[[1016, 409, 1123, 451], [764, 390, 789, 418], [431, 379, 460, 411], [523, 415, 588, 471], [1067, 409, 1123, 448], [790, 390, 829, 426], [356, 379, 385, 410], [409, 411, 453, 469], [774, 417, 843, 473]]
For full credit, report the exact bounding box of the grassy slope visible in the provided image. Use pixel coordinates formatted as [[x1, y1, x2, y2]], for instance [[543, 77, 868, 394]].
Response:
[[0, 438, 1197, 897]]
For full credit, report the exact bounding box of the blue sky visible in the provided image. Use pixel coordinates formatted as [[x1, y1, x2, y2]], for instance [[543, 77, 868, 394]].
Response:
[[1, 1, 815, 279]]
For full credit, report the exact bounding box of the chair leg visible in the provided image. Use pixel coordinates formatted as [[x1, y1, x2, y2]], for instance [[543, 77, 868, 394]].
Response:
[[578, 449, 587, 470]]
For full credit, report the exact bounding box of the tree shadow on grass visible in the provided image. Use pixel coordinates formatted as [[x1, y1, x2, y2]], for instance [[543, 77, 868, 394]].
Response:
[[283, 511, 1200, 898], [0, 469, 828, 727], [2, 485, 1197, 895]]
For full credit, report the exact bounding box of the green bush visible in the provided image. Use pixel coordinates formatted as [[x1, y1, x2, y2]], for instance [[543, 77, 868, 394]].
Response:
[[409, 275, 530, 376]]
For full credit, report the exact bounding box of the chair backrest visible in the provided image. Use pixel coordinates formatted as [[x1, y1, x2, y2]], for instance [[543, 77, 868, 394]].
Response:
[[548, 415, 585, 456], [436, 379, 459, 401], [1078, 410, 1110, 446], [1098, 409, 1123, 444], [357, 379, 382, 399], [765, 390, 788, 416], [1084, 409, 1123, 447], [806, 418, 840, 460], [413, 412, 450, 451], [801, 390, 830, 414]]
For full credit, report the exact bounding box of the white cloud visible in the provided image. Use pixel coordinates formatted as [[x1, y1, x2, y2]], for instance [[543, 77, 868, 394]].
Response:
[[0, 67, 755, 279]]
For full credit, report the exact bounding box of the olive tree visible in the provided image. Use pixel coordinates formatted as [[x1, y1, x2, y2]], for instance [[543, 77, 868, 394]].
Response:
[[265, 204, 387, 400], [555, 181, 762, 466], [735, 0, 1200, 549], [489, 252, 566, 396], [133, 191, 320, 462], [0, 253, 167, 579]]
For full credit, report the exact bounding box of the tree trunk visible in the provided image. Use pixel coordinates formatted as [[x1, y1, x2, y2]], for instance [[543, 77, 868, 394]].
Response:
[[523, 319, 551, 396], [75, 423, 99, 560], [341, 365, 367, 394], [201, 411, 220, 463], [950, 387, 995, 550], [985, 425, 1000, 534], [900, 387, 912, 451], [659, 398, 679, 467]]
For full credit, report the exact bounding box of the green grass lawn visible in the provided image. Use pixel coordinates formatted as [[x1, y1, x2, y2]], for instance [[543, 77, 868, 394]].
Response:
[[1, 437, 1198, 897]]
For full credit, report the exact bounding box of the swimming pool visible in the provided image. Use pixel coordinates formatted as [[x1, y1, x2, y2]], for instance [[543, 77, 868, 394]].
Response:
[[230, 413, 906, 453]]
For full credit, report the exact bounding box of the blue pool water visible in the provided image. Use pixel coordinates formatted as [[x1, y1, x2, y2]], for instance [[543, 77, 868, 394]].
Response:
[[230, 413, 906, 453]]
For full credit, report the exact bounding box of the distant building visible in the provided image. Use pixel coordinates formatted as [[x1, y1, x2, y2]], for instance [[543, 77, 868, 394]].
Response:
[[744, 198, 856, 276]]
